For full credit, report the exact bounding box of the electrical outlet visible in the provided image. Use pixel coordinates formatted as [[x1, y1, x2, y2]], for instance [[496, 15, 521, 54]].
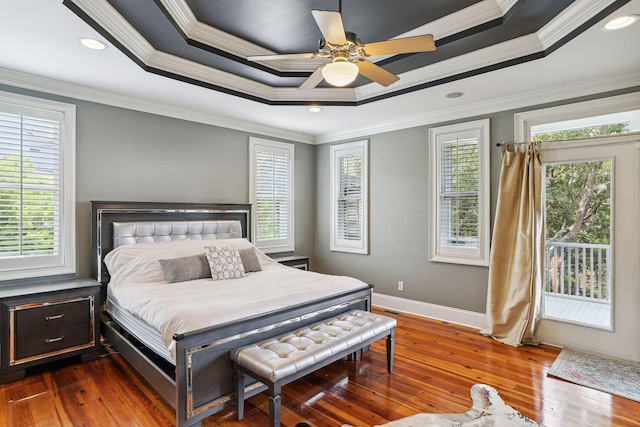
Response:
[[398, 281, 404, 291]]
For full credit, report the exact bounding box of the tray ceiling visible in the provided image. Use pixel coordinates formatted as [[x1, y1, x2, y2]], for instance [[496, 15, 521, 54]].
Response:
[[63, 0, 630, 106]]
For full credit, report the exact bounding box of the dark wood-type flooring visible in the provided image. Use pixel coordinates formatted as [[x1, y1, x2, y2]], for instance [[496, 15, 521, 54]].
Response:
[[1, 308, 638, 426]]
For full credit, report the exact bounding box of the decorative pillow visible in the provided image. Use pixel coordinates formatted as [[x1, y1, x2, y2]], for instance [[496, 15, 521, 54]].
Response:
[[237, 247, 262, 273], [205, 246, 245, 280], [159, 254, 212, 284]]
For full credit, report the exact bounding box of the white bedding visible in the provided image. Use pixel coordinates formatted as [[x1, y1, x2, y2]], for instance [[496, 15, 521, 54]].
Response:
[[104, 238, 369, 360]]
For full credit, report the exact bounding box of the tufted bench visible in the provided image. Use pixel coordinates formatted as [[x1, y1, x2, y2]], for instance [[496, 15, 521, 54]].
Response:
[[230, 309, 397, 427]]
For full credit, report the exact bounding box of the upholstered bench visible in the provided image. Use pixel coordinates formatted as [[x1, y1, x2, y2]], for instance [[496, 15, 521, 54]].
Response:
[[230, 309, 397, 427]]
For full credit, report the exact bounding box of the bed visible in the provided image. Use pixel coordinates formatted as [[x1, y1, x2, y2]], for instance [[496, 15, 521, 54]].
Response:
[[91, 201, 372, 427]]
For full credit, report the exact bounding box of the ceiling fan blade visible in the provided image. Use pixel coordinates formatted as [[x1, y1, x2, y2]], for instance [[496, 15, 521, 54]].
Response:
[[298, 64, 326, 90], [362, 34, 436, 56], [248, 52, 319, 61], [356, 60, 399, 87], [311, 10, 347, 45]]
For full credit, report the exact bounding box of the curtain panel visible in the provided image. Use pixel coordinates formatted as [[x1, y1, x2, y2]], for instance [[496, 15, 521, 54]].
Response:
[[480, 142, 543, 346]]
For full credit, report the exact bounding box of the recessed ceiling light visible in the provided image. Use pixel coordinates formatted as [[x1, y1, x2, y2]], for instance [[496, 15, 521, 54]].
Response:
[[603, 14, 639, 30], [308, 106, 323, 113], [79, 37, 107, 50], [446, 91, 464, 98]]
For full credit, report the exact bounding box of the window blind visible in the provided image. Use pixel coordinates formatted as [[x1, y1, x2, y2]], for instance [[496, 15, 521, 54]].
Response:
[[439, 138, 479, 248], [0, 111, 61, 258], [330, 140, 368, 254], [255, 148, 290, 242], [337, 152, 363, 241]]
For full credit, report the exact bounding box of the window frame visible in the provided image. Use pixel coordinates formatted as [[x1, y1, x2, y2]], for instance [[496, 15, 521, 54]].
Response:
[[514, 92, 640, 145], [0, 91, 76, 282], [429, 119, 490, 266], [249, 137, 295, 254], [330, 140, 369, 254]]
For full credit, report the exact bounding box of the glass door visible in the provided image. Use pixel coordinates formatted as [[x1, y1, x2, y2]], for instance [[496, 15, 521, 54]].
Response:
[[537, 137, 639, 361], [542, 159, 612, 329]]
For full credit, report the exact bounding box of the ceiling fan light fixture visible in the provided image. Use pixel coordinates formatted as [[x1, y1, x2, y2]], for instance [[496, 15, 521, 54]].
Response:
[[322, 60, 358, 87]]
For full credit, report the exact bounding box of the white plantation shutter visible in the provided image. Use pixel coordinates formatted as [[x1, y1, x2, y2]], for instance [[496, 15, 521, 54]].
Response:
[[429, 120, 490, 266], [331, 140, 368, 254], [0, 92, 76, 280], [439, 138, 479, 247], [337, 153, 362, 241], [250, 138, 294, 253]]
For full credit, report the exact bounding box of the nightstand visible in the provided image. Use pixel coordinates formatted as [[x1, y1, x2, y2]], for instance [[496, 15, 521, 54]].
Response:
[[0, 278, 101, 383], [271, 254, 310, 271]]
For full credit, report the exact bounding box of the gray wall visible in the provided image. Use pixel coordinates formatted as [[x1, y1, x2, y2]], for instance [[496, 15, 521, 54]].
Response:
[[3, 83, 637, 313], [312, 87, 640, 314], [313, 121, 504, 313], [0, 85, 316, 280]]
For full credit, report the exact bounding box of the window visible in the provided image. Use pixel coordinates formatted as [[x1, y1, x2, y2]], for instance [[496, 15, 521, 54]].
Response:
[[0, 91, 76, 282], [330, 140, 368, 254], [249, 137, 294, 253], [515, 92, 640, 144], [429, 119, 490, 266]]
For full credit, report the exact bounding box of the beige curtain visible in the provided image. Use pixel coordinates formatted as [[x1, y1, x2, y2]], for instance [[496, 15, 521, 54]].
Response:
[[480, 142, 543, 346]]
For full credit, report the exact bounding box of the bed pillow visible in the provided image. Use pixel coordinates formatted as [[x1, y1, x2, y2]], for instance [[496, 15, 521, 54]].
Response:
[[205, 246, 246, 280], [158, 253, 212, 284], [237, 247, 262, 273]]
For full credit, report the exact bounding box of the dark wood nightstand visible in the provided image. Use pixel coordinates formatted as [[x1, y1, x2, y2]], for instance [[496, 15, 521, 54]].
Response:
[[271, 254, 310, 271], [0, 278, 101, 383]]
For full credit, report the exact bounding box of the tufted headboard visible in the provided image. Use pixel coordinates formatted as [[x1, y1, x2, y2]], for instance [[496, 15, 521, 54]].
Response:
[[112, 220, 243, 248], [90, 201, 251, 293]]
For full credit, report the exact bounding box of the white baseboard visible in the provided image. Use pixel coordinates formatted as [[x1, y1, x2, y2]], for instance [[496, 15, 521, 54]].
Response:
[[373, 292, 486, 330]]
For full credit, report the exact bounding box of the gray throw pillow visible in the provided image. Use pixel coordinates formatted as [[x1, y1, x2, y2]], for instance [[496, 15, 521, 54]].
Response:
[[238, 247, 262, 272], [159, 253, 211, 284]]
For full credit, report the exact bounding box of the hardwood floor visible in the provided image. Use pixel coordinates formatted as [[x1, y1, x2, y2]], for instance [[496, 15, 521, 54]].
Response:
[[1, 308, 638, 427]]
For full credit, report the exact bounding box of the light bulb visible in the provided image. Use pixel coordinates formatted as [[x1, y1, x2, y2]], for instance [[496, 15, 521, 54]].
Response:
[[322, 61, 359, 87]]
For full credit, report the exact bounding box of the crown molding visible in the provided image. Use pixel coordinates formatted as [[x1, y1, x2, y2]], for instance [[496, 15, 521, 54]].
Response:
[[0, 67, 315, 144], [356, 34, 543, 100], [538, 0, 619, 48], [70, 0, 153, 62], [65, 0, 621, 105], [315, 71, 640, 144], [400, 0, 506, 40], [100, 0, 519, 74]]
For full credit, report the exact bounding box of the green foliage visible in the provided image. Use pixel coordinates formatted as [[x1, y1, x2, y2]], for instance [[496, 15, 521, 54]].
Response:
[[532, 123, 629, 142], [544, 161, 610, 244], [538, 124, 621, 300], [536, 125, 620, 244], [0, 152, 56, 256]]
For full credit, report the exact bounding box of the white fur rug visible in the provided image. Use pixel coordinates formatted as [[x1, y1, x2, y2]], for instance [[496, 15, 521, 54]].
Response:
[[344, 384, 545, 427]]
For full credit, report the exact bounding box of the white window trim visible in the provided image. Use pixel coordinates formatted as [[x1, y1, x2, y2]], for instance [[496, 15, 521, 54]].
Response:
[[429, 119, 490, 266], [514, 92, 640, 144], [249, 137, 294, 253], [0, 91, 76, 282], [330, 140, 369, 254]]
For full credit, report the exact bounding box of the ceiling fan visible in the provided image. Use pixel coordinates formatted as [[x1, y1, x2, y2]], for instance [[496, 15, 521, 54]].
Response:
[[247, 5, 436, 90]]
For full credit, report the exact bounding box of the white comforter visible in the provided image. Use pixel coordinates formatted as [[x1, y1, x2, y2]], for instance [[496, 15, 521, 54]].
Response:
[[104, 239, 369, 359]]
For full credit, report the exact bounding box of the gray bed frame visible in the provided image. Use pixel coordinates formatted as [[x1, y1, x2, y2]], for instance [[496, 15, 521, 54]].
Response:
[[90, 201, 372, 427]]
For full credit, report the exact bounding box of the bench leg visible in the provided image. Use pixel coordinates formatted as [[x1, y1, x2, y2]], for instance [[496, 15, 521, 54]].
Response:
[[386, 330, 395, 373], [235, 367, 245, 420], [269, 383, 282, 427]]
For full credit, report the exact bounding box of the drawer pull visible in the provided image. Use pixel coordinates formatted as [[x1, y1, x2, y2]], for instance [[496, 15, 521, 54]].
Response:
[[45, 314, 65, 321], [45, 335, 66, 344]]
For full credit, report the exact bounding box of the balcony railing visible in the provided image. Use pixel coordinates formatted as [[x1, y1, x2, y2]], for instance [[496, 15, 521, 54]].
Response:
[[544, 241, 611, 303]]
